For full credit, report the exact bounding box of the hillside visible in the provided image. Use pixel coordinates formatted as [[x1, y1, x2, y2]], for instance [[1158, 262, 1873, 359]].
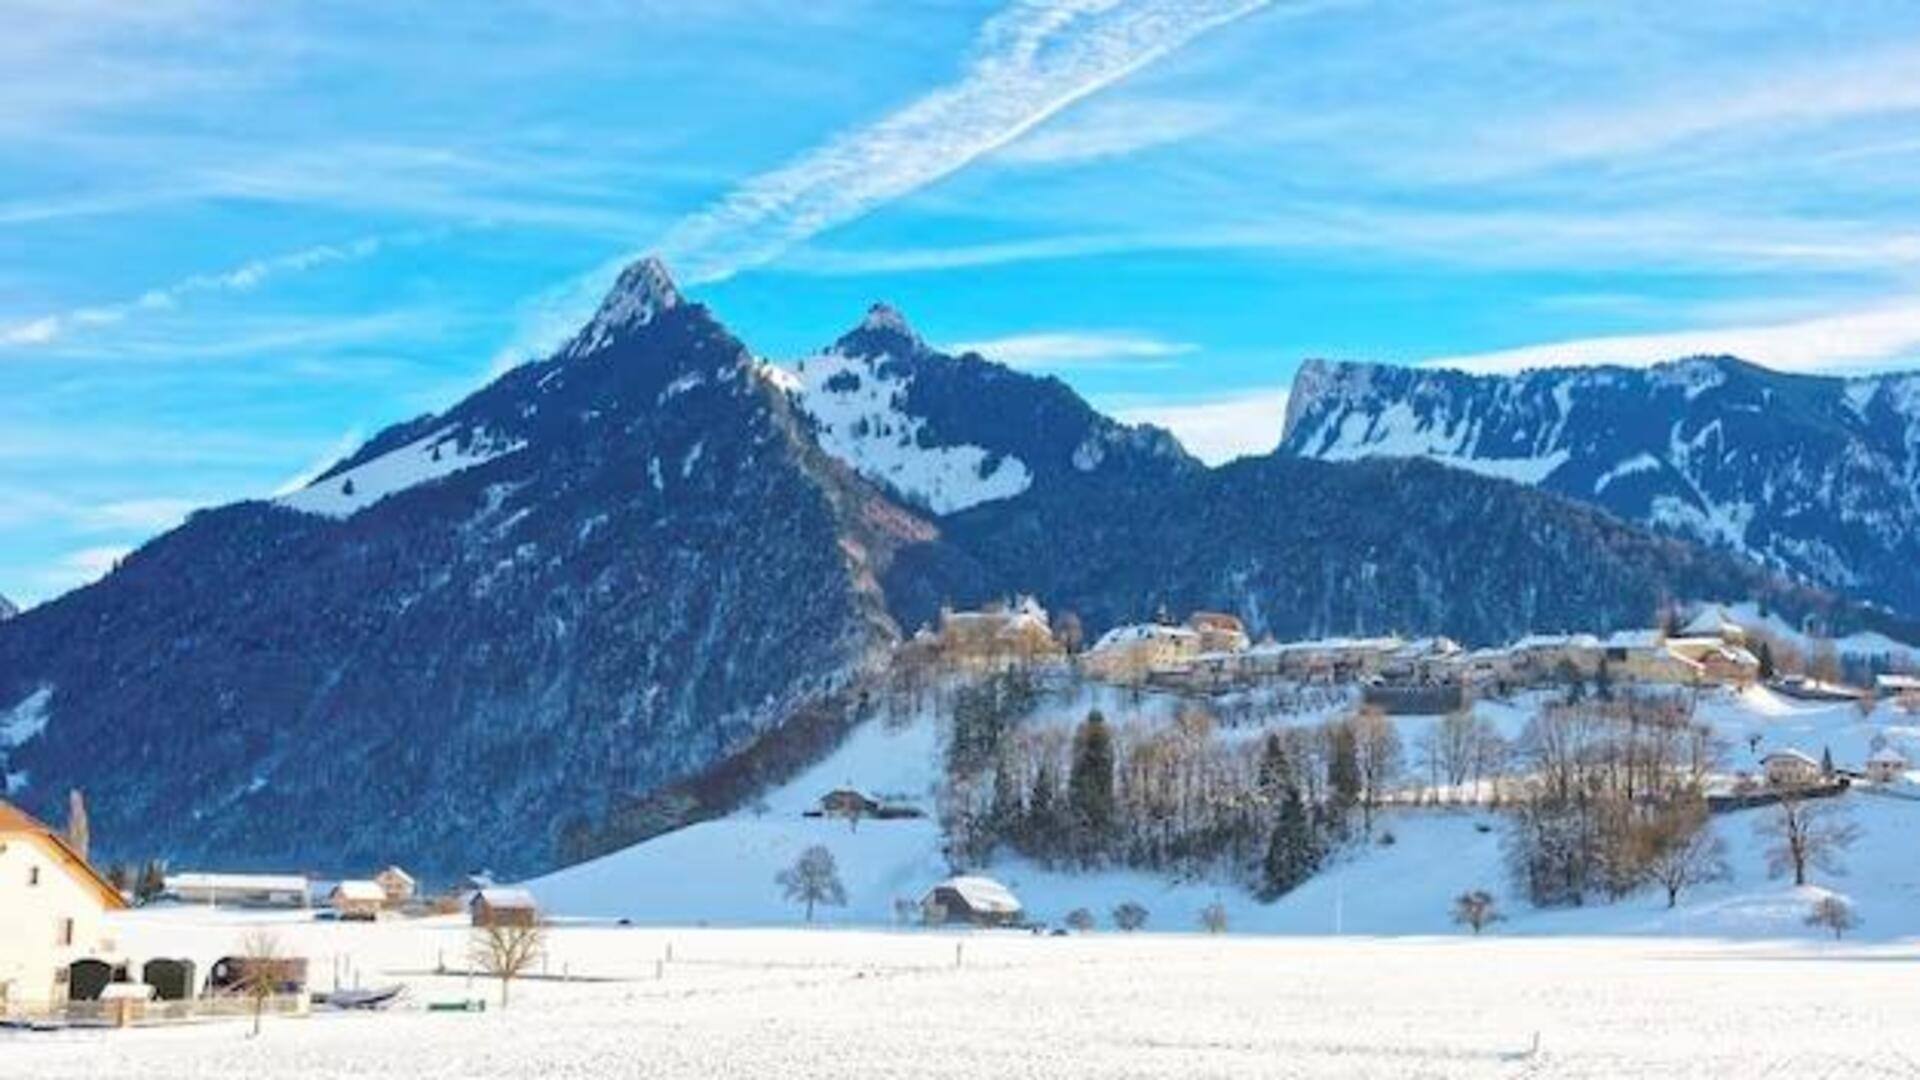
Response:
[[1280, 356, 1920, 619], [533, 680, 1920, 940], [0, 259, 926, 878]]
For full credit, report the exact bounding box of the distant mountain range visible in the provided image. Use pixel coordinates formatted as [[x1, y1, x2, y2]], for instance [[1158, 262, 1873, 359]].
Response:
[[0, 262, 1905, 878], [1280, 356, 1920, 619]]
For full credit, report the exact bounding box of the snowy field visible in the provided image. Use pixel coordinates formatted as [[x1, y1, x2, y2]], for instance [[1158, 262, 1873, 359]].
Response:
[[8, 915, 1920, 1079]]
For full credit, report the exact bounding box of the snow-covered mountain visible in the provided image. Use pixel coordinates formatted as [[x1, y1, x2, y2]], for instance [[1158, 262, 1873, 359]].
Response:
[[0, 258, 929, 877], [0, 266, 1902, 879], [1279, 356, 1920, 619], [778, 304, 1196, 515]]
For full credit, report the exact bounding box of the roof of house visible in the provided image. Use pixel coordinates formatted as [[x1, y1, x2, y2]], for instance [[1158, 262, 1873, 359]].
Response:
[[0, 798, 127, 909], [331, 879, 386, 902], [1877, 674, 1920, 692], [1762, 748, 1820, 767], [166, 871, 310, 893], [1187, 611, 1245, 633], [472, 886, 538, 910], [924, 875, 1021, 914], [1869, 746, 1909, 764], [1091, 623, 1199, 650], [376, 865, 415, 884], [1681, 606, 1744, 638], [1602, 629, 1664, 650]]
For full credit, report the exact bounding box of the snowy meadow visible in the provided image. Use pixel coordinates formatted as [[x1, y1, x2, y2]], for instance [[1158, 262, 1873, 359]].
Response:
[[7, 915, 1920, 1079]]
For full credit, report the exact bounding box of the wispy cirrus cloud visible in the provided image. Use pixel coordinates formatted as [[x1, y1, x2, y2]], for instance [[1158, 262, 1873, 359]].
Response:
[[654, 0, 1287, 284], [993, 96, 1236, 166], [1429, 299, 1920, 376], [946, 329, 1196, 368], [0, 231, 436, 352]]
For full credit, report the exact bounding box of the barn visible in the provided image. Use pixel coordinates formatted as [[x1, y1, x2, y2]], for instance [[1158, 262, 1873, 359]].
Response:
[[920, 876, 1023, 927]]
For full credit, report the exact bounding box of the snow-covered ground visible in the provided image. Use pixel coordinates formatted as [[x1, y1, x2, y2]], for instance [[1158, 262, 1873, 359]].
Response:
[[531, 679, 1920, 939], [9, 917, 1920, 1079]]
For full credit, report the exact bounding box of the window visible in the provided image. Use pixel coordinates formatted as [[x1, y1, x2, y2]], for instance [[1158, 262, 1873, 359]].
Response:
[[57, 918, 74, 946]]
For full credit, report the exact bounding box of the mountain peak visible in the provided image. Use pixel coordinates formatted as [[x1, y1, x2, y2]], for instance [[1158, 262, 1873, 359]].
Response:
[[563, 255, 683, 359], [834, 302, 924, 357]]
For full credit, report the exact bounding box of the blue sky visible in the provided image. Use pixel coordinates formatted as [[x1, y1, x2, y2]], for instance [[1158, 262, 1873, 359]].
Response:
[[6, 1, 1920, 605]]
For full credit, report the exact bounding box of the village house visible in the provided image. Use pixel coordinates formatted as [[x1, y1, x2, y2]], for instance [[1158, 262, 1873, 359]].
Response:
[[1761, 748, 1823, 787], [165, 871, 310, 909], [328, 880, 386, 920], [1186, 611, 1250, 654], [374, 865, 416, 907], [920, 875, 1023, 927], [470, 886, 540, 928], [1866, 746, 1909, 784], [1081, 622, 1202, 684], [1680, 605, 1750, 645], [0, 799, 126, 1010], [1510, 633, 1606, 683], [1876, 673, 1920, 711], [1599, 630, 1702, 686], [934, 596, 1064, 671], [1664, 636, 1762, 687]]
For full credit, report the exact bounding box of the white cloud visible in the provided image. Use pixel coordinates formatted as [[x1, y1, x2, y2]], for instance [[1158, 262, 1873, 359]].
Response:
[[1108, 386, 1289, 464], [1429, 299, 1920, 376], [0, 232, 424, 352], [655, 0, 1282, 284], [945, 330, 1196, 367], [994, 97, 1234, 165]]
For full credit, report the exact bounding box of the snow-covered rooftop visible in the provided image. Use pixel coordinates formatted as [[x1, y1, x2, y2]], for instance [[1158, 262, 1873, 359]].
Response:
[[331, 880, 386, 902], [925, 875, 1021, 915], [167, 872, 308, 893]]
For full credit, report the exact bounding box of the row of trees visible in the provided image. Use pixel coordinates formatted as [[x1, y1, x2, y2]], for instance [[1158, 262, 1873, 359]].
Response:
[[941, 679, 1416, 899]]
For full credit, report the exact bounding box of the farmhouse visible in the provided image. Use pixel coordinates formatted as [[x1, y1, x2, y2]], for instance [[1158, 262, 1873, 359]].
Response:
[[920, 875, 1023, 927], [0, 799, 126, 1009], [375, 865, 416, 906], [1680, 605, 1750, 645], [166, 871, 310, 908], [471, 886, 539, 928], [329, 880, 386, 920], [1866, 746, 1909, 784], [1876, 673, 1920, 709], [1761, 748, 1823, 787]]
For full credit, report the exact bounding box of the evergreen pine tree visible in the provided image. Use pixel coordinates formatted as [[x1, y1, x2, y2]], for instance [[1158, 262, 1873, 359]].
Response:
[[1756, 639, 1776, 680], [1068, 710, 1117, 862], [1256, 733, 1291, 800], [1261, 788, 1318, 900], [1327, 722, 1361, 835], [1028, 760, 1060, 858], [989, 751, 1022, 848]]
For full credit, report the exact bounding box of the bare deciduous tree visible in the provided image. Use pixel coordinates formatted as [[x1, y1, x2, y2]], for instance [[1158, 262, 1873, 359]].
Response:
[[1640, 802, 1729, 908], [1805, 895, 1858, 939], [1064, 907, 1095, 932], [1451, 890, 1501, 934], [470, 919, 546, 1008], [1758, 793, 1860, 887], [1349, 707, 1403, 836], [776, 845, 846, 922], [235, 930, 289, 1037], [1112, 901, 1149, 932], [1198, 902, 1229, 934]]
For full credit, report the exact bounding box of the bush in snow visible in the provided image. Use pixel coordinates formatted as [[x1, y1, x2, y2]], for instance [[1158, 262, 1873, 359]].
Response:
[[1112, 901, 1149, 932], [1064, 908, 1095, 932], [1805, 896, 1858, 939]]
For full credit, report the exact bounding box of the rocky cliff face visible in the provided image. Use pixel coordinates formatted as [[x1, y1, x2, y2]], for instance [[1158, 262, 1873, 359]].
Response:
[[0, 260, 928, 878], [1280, 356, 1920, 619]]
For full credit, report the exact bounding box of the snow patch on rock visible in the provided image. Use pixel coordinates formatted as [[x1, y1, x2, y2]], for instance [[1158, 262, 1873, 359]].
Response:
[[787, 348, 1031, 514], [279, 427, 525, 519]]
